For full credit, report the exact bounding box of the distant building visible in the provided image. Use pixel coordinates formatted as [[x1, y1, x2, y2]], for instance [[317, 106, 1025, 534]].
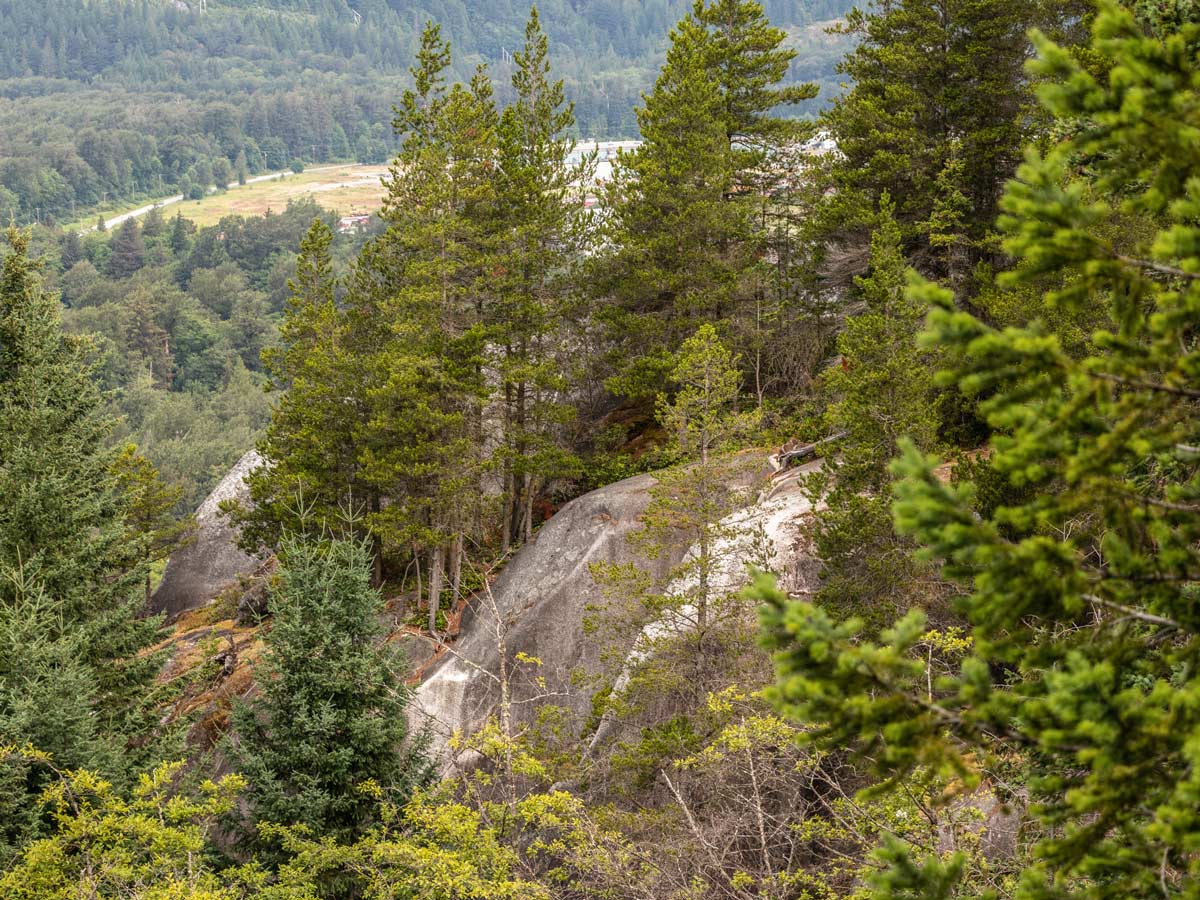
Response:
[[338, 214, 371, 234]]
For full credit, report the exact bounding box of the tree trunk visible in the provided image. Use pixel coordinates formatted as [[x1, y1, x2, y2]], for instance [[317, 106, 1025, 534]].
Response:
[[370, 493, 383, 588], [501, 377, 514, 552], [428, 544, 444, 635], [413, 542, 422, 607], [521, 474, 535, 543], [450, 532, 463, 605]]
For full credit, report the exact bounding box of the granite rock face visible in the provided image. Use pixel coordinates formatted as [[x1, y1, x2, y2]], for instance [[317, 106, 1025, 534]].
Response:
[[150, 450, 265, 620], [413, 455, 820, 763]]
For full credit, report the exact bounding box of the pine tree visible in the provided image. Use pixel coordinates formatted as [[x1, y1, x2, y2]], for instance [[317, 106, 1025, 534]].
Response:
[[692, 0, 818, 164], [596, 0, 814, 400], [168, 212, 191, 255], [758, 7, 1200, 893], [112, 443, 191, 605], [591, 325, 763, 716], [230, 536, 430, 858], [597, 15, 748, 399], [492, 5, 589, 549], [354, 24, 496, 621], [812, 0, 1068, 293], [236, 219, 369, 561]]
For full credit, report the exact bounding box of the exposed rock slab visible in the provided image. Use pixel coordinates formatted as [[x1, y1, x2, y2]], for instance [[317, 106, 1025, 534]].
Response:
[[150, 450, 265, 620], [413, 455, 820, 762]]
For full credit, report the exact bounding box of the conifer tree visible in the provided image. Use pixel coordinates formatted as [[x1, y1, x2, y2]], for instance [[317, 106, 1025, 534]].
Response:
[[0, 228, 151, 644], [812, 0, 1066, 292], [692, 0, 818, 162], [230, 536, 430, 858], [759, 7, 1200, 893], [0, 229, 163, 859], [355, 24, 497, 622], [592, 325, 762, 715], [596, 0, 814, 400], [804, 195, 940, 619], [140, 205, 166, 240], [597, 16, 749, 399], [0, 573, 112, 866], [106, 217, 144, 279], [112, 443, 191, 605], [236, 219, 370, 561], [168, 211, 191, 255], [492, 5, 590, 548]]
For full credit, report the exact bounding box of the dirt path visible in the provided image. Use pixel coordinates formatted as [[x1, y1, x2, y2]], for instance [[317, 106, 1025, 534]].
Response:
[[81, 165, 352, 234]]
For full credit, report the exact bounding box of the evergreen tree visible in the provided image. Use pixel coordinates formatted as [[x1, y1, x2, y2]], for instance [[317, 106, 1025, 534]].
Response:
[[492, 5, 590, 549], [596, 0, 814, 400], [106, 217, 144, 279], [597, 15, 749, 399], [354, 24, 496, 620], [758, 7, 1200, 894], [592, 325, 763, 718], [803, 195, 941, 621], [236, 219, 368, 560], [112, 443, 191, 605], [812, 0, 1070, 294], [0, 229, 162, 859], [692, 0, 818, 162], [141, 205, 166, 240], [59, 229, 83, 271], [230, 536, 430, 858], [0, 572, 112, 866], [168, 212, 192, 256], [0, 228, 151, 643]]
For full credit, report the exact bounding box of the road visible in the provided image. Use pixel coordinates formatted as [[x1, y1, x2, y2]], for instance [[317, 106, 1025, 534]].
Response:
[[82, 165, 349, 234]]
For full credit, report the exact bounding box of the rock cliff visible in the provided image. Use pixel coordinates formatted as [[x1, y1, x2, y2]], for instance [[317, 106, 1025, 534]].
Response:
[[413, 455, 821, 762], [150, 450, 264, 620]]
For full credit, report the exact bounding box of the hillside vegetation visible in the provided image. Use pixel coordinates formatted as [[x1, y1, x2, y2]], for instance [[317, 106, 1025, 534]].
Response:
[[0, 0, 850, 226], [6, 0, 1200, 898]]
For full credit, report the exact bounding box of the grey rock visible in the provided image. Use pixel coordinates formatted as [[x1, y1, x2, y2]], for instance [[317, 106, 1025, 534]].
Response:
[[413, 455, 820, 764], [151, 450, 265, 620]]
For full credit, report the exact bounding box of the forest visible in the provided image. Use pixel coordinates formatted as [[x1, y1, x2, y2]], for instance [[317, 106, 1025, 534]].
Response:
[[0, 0, 849, 226], [4, 0, 1200, 897]]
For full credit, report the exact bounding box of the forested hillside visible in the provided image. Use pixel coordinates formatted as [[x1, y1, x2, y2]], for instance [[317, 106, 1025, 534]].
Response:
[[7, 0, 1200, 897], [0, 0, 849, 225]]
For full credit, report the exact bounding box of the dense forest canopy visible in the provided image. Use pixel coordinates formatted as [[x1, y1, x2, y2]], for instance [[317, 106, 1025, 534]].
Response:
[[0, 0, 850, 224]]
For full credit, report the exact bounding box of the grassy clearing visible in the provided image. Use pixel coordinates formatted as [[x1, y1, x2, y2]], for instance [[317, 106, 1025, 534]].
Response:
[[174, 165, 389, 226]]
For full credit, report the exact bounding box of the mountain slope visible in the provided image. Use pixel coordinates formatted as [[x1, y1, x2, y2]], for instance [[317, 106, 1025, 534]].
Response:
[[0, 0, 852, 224]]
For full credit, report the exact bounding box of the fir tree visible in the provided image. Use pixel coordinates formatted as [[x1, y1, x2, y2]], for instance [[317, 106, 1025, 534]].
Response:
[[168, 212, 191, 255], [812, 0, 1069, 293], [0, 229, 163, 859], [0, 228, 151, 642], [236, 219, 368, 561], [804, 195, 940, 621], [106, 217, 144, 279], [596, 0, 814, 400], [230, 536, 430, 858]]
